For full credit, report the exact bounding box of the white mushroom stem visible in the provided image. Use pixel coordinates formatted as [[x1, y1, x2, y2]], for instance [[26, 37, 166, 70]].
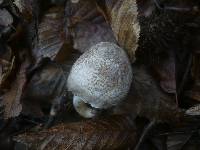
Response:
[[73, 96, 97, 118]]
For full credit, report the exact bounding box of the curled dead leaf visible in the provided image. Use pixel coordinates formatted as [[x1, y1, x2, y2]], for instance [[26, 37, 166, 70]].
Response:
[[96, 0, 140, 62]]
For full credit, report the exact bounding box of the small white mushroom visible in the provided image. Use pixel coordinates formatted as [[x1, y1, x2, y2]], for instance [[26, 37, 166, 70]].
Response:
[[67, 42, 132, 118]]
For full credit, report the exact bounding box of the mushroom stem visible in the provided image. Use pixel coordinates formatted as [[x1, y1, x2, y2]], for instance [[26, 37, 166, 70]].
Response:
[[73, 96, 97, 118]]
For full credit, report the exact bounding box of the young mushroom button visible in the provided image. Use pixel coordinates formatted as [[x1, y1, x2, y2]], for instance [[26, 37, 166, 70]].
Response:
[[67, 42, 133, 118]]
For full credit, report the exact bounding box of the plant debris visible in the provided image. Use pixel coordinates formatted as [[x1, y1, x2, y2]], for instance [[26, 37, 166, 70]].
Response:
[[0, 0, 199, 150]]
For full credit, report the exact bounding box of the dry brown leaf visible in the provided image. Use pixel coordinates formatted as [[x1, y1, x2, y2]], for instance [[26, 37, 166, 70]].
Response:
[[32, 6, 69, 63], [2, 56, 30, 119], [14, 115, 138, 150], [71, 21, 116, 53], [96, 0, 140, 62], [0, 56, 15, 89], [22, 53, 79, 116], [65, 0, 116, 53], [65, 0, 100, 26], [114, 65, 183, 123], [0, 45, 14, 89], [23, 62, 68, 104]]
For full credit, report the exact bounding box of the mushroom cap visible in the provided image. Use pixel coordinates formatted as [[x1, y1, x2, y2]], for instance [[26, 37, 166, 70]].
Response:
[[67, 42, 132, 109]]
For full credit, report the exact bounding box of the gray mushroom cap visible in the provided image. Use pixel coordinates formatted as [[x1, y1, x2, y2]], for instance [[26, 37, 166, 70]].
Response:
[[67, 42, 133, 110]]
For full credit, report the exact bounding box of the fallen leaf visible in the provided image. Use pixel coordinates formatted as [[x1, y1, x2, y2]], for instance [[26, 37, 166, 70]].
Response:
[[185, 86, 200, 102], [152, 50, 176, 94], [72, 21, 116, 53], [186, 53, 200, 101], [167, 133, 192, 150], [65, 0, 100, 26], [185, 104, 200, 116], [22, 53, 79, 116], [65, 0, 115, 53], [0, 8, 13, 27], [32, 6, 70, 63], [2, 56, 30, 119], [14, 0, 39, 22], [14, 115, 138, 150], [114, 65, 183, 124], [0, 56, 15, 89]]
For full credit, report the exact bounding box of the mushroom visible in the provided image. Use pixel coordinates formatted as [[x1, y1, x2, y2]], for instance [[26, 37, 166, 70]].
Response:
[[67, 42, 133, 118]]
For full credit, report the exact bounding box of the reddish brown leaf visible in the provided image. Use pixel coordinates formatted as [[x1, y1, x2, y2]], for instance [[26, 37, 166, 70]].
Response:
[[14, 115, 138, 150]]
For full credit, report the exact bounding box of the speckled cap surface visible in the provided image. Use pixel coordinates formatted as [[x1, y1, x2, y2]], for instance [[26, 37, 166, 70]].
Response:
[[67, 42, 133, 109]]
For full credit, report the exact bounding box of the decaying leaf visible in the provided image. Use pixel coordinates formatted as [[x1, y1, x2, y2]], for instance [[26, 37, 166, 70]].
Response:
[[65, 0, 116, 53], [22, 52, 79, 116], [71, 20, 116, 53], [96, 0, 140, 62], [2, 56, 30, 119], [186, 53, 200, 101], [65, 0, 100, 26], [0, 8, 13, 27], [167, 133, 192, 150], [14, 0, 39, 22], [0, 56, 15, 89], [23, 62, 67, 103], [185, 86, 200, 102], [114, 65, 183, 123], [32, 6, 69, 63], [137, 0, 200, 99], [185, 104, 200, 116], [14, 115, 138, 150], [0, 1, 199, 150], [152, 50, 176, 94]]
